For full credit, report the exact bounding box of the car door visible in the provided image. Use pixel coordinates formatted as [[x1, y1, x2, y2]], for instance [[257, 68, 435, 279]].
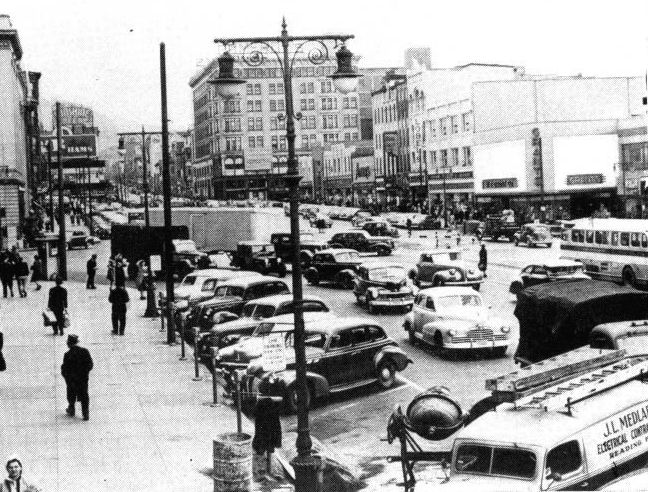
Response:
[[413, 294, 427, 334], [319, 253, 336, 279], [419, 295, 437, 344], [349, 326, 376, 380], [418, 254, 434, 280], [323, 329, 355, 386]]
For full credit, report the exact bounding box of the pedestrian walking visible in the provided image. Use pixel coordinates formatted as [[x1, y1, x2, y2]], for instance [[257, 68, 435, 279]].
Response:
[[108, 284, 130, 335], [406, 218, 412, 238], [135, 259, 147, 299], [0, 255, 15, 298], [107, 255, 115, 288], [14, 256, 29, 298], [30, 255, 42, 291], [61, 334, 93, 420], [47, 277, 68, 336], [0, 332, 6, 372], [86, 254, 97, 289], [114, 255, 127, 287], [1, 457, 39, 492], [478, 243, 488, 278]]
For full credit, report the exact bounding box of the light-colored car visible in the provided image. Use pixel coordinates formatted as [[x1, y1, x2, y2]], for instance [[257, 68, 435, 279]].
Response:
[[513, 223, 553, 247], [589, 319, 648, 356], [509, 259, 589, 295], [403, 287, 511, 355], [409, 249, 483, 290]]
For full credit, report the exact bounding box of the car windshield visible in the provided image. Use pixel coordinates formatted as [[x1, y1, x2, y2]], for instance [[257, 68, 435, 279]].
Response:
[[214, 286, 245, 298], [455, 444, 536, 479], [531, 225, 550, 233], [616, 333, 648, 354], [250, 244, 272, 254], [368, 266, 406, 281], [436, 295, 482, 310], [546, 265, 584, 276], [335, 251, 360, 262], [423, 252, 460, 263], [181, 275, 197, 286], [242, 304, 277, 320], [201, 279, 218, 291]]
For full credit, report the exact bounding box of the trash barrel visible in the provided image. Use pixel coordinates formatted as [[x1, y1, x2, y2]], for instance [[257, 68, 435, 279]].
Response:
[[213, 432, 253, 492]]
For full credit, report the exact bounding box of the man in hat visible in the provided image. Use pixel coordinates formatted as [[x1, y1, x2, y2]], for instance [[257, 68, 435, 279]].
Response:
[[1, 457, 37, 492], [61, 334, 93, 421], [48, 277, 68, 336], [86, 254, 97, 289]]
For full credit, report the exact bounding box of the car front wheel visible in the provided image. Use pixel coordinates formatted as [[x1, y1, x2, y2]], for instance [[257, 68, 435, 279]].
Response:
[[377, 361, 396, 389]]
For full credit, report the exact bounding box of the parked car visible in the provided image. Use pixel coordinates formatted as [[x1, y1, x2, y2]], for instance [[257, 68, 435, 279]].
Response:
[[514, 223, 553, 247], [67, 230, 90, 249], [230, 241, 287, 277], [361, 221, 399, 238], [410, 215, 443, 230], [240, 316, 412, 412], [270, 232, 327, 267], [329, 230, 394, 256], [304, 248, 362, 288], [409, 249, 483, 290], [508, 259, 589, 295], [383, 212, 400, 225], [403, 287, 511, 356], [213, 311, 336, 371], [198, 294, 331, 363], [308, 213, 333, 229], [338, 207, 362, 221], [184, 276, 291, 335], [476, 215, 519, 241], [353, 262, 414, 314]]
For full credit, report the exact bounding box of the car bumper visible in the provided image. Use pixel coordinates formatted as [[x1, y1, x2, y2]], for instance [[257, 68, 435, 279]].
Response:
[[370, 297, 413, 307], [445, 338, 509, 349]]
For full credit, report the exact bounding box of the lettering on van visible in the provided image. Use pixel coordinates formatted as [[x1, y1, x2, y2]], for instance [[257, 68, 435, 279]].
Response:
[[594, 403, 648, 461]]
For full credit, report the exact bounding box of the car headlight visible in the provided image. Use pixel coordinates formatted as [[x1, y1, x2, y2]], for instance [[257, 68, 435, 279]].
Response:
[[501, 326, 511, 333], [448, 329, 457, 337], [276, 258, 282, 263]]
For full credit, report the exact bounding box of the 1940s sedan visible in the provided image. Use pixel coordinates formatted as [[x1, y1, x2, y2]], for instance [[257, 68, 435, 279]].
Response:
[[240, 316, 412, 412], [353, 262, 414, 314], [409, 249, 483, 290], [403, 287, 511, 356]]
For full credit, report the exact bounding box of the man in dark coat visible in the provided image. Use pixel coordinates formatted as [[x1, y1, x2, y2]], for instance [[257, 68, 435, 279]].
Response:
[[48, 276, 68, 336], [0, 255, 14, 298], [479, 243, 488, 278], [108, 284, 130, 335], [86, 254, 97, 289], [61, 334, 93, 420]]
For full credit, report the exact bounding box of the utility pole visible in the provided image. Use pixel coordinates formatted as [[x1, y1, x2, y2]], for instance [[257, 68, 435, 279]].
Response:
[[160, 42, 175, 345], [141, 126, 150, 228], [56, 102, 67, 280], [46, 141, 54, 231]]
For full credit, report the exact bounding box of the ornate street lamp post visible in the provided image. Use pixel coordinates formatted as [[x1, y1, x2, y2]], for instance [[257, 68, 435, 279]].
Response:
[[210, 20, 359, 491]]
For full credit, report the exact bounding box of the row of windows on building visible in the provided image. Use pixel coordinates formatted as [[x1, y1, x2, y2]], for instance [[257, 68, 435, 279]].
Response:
[[235, 64, 337, 80], [325, 155, 353, 176], [226, 132, 360, 152], [373, 109, 472, 139], [374, 146, 473, 176], [213, 114, 359, 134]]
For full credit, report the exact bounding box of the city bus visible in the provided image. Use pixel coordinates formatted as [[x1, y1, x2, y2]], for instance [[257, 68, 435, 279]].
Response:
[[560, 218, 648, 288]]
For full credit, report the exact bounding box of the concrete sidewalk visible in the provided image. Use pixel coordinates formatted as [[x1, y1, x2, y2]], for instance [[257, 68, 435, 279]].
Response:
[[0, 281, 290, 491]]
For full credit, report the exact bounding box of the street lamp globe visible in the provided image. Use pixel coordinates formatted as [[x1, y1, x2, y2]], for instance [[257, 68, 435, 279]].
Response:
[[208, 51, 245, 99], [330, 44, 361, 94]]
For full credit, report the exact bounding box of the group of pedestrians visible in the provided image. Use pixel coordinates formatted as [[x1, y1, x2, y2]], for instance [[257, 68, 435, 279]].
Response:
[[0, 249, 39, 298]]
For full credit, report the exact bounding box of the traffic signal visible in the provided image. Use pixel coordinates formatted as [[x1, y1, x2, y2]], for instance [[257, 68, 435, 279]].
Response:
[[118, 136, 125, 150]]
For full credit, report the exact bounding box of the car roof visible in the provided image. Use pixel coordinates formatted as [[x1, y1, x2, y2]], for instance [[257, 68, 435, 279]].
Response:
[[360, 261, 405, 270], [569, 218, 648, 233], [218, 276, 289, 288], [522, 259, 583, 269], [258, 311, 338, 329], [316, 248, 359, 255], [261, 314, 381, 334], [245, 293, 326, 307], [417, 286, 481, 297], [591, 319, 648, 337], [238, 241, 272, 246], [421, 249, 460, 255]]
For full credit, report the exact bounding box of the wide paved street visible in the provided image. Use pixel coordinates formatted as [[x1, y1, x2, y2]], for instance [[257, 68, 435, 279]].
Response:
[[56, 215, 563, 488]]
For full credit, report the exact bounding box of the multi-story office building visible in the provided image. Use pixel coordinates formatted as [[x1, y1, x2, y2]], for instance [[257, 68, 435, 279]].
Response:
[[322, 140, 372, 204], [189, 53, 366, 201], [0, 15, 40, 247], [471, 75, 646, 218]]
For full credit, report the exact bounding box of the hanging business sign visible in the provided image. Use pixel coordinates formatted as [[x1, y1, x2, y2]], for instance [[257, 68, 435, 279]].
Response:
[[482, 178, 518, 189], [566, 174, 605, 186], [383, 131, 398, 155], [42, 134, 97, 159], [262, 332, 287, 372]]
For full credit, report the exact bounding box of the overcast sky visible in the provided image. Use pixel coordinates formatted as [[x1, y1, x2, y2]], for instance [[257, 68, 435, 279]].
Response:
[[6, 0, 648, 133]]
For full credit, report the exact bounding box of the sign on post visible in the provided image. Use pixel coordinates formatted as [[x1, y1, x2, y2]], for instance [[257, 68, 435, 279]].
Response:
[[149, 255, 162, 273], [262, 332, 287, 372]]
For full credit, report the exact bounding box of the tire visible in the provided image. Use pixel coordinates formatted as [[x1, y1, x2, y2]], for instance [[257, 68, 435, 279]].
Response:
[[277, 263, 287, 278], [510, 281, 523, 295], [514, 239, 519, 246], [376, 361, 396, 389], [434, 331, 444, 348], [526, 238, 533, 248], [492, 346, 507, 357], [623, 267, 637, 288], [376, 246, 390, 257], [341, 274, 354, 290], [405, 322, 416, 345], [472, 283, 481, 291], [284, 383, 311, 414], [432, 277, 445, 287], [300, 252, 312, 269]]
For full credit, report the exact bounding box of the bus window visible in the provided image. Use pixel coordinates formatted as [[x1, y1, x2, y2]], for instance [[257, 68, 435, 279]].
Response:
[[631, 233, 640, 248], [621, 233, 630, 247], [595, 231, 602, 244], [611, 232, 619, 246], [571, 230, 579, 242], [601, 231, 609, 245], [586, 231, 594, 244], [643, 234, 648, 248]]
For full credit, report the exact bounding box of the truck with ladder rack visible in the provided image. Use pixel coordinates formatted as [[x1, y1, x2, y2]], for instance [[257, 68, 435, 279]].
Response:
[[387, 346, 648, 490]]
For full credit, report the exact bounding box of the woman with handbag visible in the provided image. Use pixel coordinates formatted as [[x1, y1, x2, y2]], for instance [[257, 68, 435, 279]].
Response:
[[48, 276, 68, 336], [30, 255, 42, 291]]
